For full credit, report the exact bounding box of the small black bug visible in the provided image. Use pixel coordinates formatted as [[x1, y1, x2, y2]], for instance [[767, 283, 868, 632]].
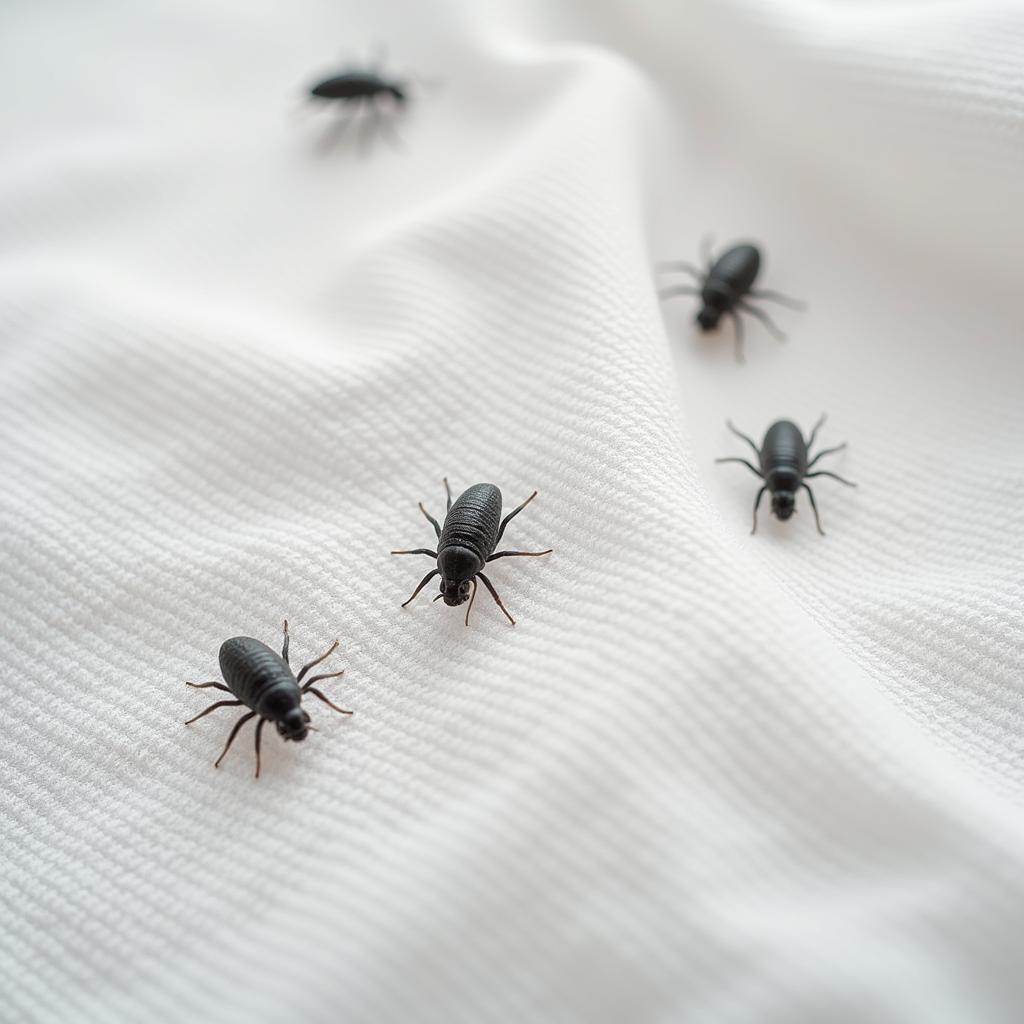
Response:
[[659, 238, 805, 362], [716, 415, 856, 535], [307, 51, 410, 150], [392, 479, 552, 625], [185, 621, 351, 777]]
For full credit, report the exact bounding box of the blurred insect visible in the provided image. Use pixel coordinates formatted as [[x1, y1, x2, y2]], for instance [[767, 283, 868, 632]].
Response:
[[392, 479, 552, 625], [306, 48, 417, 151], [185, 621, 351, 777], [659, 238, 804, 362], [716, 415, 855, 535]]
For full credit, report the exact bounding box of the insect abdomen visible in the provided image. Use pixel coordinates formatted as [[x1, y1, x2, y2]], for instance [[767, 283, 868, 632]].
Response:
[[711, 244, 760, 296], [761, 419, 808, 475], [440, 483, 502, 560], [219, 638, 300, 714], [312, 74, 383, 99]]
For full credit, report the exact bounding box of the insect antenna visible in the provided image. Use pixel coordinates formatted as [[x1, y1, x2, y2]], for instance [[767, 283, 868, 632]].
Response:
[[464, 577, 479, 626]]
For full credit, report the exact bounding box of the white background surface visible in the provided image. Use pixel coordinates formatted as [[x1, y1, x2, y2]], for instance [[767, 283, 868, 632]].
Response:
[[2, 1, 1023, 1021]]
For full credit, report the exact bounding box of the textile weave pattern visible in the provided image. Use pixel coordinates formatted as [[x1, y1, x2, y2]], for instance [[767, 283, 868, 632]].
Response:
[[1, 1, 1023, 1021]]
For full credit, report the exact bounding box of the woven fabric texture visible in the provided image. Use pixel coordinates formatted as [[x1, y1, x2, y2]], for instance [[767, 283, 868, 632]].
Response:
[[2, 1, 1023, 1021]]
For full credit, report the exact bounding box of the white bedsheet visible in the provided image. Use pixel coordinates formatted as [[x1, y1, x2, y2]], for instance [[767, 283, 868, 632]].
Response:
[[2, 1, 1023, 1021]]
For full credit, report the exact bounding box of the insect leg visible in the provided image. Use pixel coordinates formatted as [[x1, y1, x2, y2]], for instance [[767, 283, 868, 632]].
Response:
[[806, 444, 846, 469], [737, 301, 786, 341], [214, 711, 257, 767], [464, 577, 478, 626], [495, 490, 539, 545], [700, 233, 715, 272], [185, 700, 242, 725], [714, 457, 762, 478], [402, 569, 440, 607], [658, 285, 700, 301], [306, 686, 353, 715], [443, 477, 453, 512], [357, 99, 377, 155], [302, 669, 345, 691], [374, 103, 404, 151], [297, 640, 340, 684], [487, 549, 553, 561], [726, 420, 762, 460], [751, 485, 768, 534], [656, 261, 704, 279], [805, 470, 857, 487], [316, 110, 357, 156], [186, 681, 231, 692], [729, 311, 746, 364], [418, 502, 442, 539], [747, 288, 806, 310], [805, 413, 827, 450], [802, 483, 826, 535], [254, 718, 267, 779], [477, 571, 515, 626], [282, 619, 290, 664], [391, 548, 438, 558]]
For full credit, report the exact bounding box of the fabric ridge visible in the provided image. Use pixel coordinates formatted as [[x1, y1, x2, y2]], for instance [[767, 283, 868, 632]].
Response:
[[1, 1, 1022, 1022]]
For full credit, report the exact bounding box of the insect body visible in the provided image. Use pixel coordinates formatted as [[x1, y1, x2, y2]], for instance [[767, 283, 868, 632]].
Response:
[[392, 480, 552, 625], [716, 416, 856, 534], [311, 71, 406, 105], [308, 55, 410, 150], [659, 239, 804, 362], [185, 621, 351, 777]]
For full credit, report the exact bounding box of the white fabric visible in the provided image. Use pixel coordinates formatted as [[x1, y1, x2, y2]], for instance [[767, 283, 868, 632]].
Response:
[[2, 0, 1023, 1020]]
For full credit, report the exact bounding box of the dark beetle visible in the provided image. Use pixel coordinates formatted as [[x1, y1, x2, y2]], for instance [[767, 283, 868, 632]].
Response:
[[659, 238, 804, 362], [307, 54, 410, 150], [716, 416, 856, 534], [392, 479, 552, 625], [311, 70, 406, 105], [185, 621, 351, 777]]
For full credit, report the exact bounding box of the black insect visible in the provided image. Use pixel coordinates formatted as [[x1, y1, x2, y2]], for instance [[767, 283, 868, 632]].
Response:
[[307, 51, 410, 150], [392, 479, 552, 625], [716, 416, 856, 535], [185, 621, 351, 777], [659, 238, 804, 362]]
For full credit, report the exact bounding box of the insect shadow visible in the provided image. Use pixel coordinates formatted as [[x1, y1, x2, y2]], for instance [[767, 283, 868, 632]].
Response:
[[716, 415, 856, 535], [659, 236, 805, 363], [392, 479, 552, 626], [185, 621, 351, 777]]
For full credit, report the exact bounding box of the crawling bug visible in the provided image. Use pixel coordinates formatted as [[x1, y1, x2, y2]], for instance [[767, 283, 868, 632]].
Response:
[[185, 621, 351, 777], [307, 51, 411, 150], [659, 238, 804, 362], [392, 479, 552, 625], [716, 415, 856, 535]]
